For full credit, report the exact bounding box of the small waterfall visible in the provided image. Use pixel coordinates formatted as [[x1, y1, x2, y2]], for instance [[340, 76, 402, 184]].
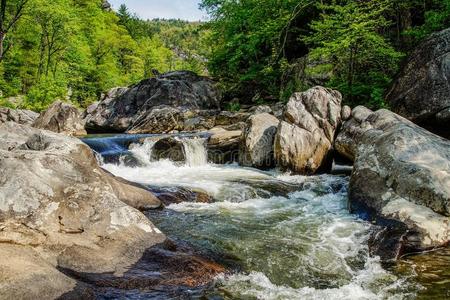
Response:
[[129, 139, 157, 165], [182, 137, 208, 167]]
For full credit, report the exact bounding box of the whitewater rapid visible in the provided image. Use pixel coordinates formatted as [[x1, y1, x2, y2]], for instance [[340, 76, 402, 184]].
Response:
[[85, 135, 420, 299]]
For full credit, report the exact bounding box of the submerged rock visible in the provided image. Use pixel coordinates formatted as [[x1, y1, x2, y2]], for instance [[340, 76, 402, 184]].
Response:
[[151, 137, 186, 162], [61, 239, 225, 298], [339, 109, 450, 260], [33, 101, 87, 136], [85, 71, 221, 133], [0, 122, 165, 298], [386, 27, 450, 138], [274, 86, 342, 174], [240, 113, 279, 169], [149, 186, 213, 206], [0, 107, 39, 125]]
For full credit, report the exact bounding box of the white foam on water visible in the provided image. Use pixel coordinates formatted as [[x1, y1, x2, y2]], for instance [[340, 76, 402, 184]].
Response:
[[103, 160, 271, 199], [97, 137, 419, 299], [129, 139, 157, 165]]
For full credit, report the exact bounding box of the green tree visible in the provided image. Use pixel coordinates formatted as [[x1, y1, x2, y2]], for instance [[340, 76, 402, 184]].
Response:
[[304, 0, 403, 107], [200, 0, 315, 102], [0, 0, 29, 61]]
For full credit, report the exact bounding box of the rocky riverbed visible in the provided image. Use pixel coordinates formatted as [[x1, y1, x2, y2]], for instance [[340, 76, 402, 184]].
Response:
[[1, 65, 449, 299], [82, 133, 449, 299]]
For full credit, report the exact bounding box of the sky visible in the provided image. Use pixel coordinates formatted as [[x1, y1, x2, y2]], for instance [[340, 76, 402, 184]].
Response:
[[108, 0, 208, 21]]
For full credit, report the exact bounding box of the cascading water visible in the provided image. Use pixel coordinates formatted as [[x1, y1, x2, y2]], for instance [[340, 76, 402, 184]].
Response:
[[81, 134, 448, 299], [129, 138, 157, 166], [181, 137, 208, 167]]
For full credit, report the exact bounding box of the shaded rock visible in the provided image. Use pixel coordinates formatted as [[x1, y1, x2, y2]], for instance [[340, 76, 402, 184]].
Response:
[[334, 106, 373, 161], [274, 87, 342, 174], [127, 105, 183, 134], [149, 186, 213, 206], [345, 109, 450, 259], [0, 107, 39, 125], [0, 122, 166, 298], [271, 102, 285, 119], [248, 105, 272, 114], [61, 240, 225, 295], [240, 113, 279, 169], [33, 101, 87, 136], [151, 137, 185, 162], [386, 28, 450, 138], [207, 128, 242, 164], [221, 121, 247, 131], [85, 71, 221, 133], [214, 111, 250, 126], [182, 109, 217, 132]]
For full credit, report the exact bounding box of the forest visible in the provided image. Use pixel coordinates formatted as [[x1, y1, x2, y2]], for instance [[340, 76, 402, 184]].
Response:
[[0, 0, 449, 111], [0, 0, 209, 111]]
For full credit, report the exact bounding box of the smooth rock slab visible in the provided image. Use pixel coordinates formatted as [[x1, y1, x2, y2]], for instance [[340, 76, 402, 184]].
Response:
[[0, 122, 165, 298], [344, 109, 450, 259]]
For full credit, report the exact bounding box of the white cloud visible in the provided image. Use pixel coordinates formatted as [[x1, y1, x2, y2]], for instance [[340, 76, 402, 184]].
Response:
[[108, 0, 208, 21]]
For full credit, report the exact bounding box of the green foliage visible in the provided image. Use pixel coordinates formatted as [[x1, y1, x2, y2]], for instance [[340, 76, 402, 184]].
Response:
[[407, 0, 450, 40], [0, 0, 210, 111], [200, 0, 314, 102], [226, 101, 241, 112], [22, 77, 67, 111], [305, 0, 404, 107], [202, 0, 449, 109]]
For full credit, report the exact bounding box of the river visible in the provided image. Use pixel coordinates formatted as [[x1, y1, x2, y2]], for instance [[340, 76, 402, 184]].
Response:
[[82, 134, 449, 300]]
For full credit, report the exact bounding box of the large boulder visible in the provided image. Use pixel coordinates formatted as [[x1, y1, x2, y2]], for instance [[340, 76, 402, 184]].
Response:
[[0, 107, 39, 125], [239, 113, 279, 169], [274, 87, 342, 174], [151, 136, 186, 162], [339, 109, 450, 260], [386, 28, 450, 138], [85, 71, 221, 133], [207, 128, 242, 164], [33, 101, 87, 136], [0, 122, 165, 298]]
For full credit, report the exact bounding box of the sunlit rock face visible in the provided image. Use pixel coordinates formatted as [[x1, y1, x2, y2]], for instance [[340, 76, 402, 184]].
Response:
[[239, 112, 279, 169], [386, 27, 450, 138], [0, 107, 38, 125], [338, 108, 450, 259], [32, 100, 87, 136], [274, 86, 342, 174], [0, 122, 165, 299]]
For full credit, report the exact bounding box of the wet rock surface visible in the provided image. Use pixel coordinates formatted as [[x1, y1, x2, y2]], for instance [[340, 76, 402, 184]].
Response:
[[207, 128, 242, 164], [59, 240, 225, 299], [341, 109, 450, 260], [149, 186, 214, 206]]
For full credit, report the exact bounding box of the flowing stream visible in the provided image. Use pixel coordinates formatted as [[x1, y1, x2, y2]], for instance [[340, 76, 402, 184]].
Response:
[[82, 134, 449, 300]]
